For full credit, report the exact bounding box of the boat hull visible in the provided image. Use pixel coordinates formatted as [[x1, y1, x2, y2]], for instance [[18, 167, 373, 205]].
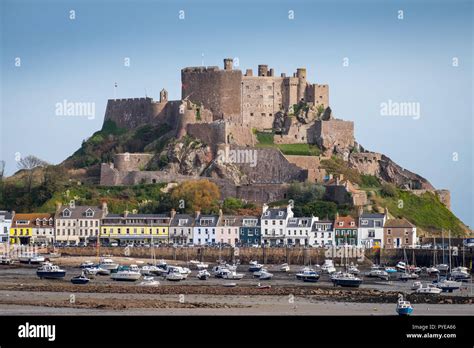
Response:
[[37, 271, 66, 279], [332, 278, 362, 288], [397, 307, 413, 316]]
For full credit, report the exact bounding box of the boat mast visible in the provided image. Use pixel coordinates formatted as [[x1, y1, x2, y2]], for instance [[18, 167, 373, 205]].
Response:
[[448, 229, 451, 272], [441, 230, 445, 264]]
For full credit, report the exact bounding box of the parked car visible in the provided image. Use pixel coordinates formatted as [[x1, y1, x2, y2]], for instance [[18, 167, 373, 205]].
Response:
[[110, 242, 118, 247]]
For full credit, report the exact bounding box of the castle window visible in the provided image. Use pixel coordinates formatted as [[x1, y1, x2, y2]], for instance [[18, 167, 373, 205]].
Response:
[[250, 113, 254, 116], [269, 113, 273, 116], [261, 113, 265, 116]]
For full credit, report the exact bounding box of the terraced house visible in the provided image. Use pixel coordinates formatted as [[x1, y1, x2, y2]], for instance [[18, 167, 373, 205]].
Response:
[[358, 210, 386, 248], [261, 204, 294, 246], [55, 203, 106, 245], [0, 211, 13, 244], [101, 212, 170, 245], [285, 216, 317, 246], [169, 211, 194, 245], [239, 216, 261, 246], [216, 212, 240, 246], [311, 219, 334, 246], [192, 212, 220, 246], [334, 215, 358, 246], [10, 213, 54, 245], [383, 218, 417, 249]]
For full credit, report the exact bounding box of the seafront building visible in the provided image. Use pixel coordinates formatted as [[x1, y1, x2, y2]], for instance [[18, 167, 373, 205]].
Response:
[[285, 216, 317, 246], [261, 204, 294, 246], [358, 211, 386, 248], [216, 213, 241, 246], [334, 215, 358, 246], [383, 218, 417, 249], [169, 212, 194, 245], [0, 211, 13, 244], [9, 213, 55, 245], [239, 216, 261, 246], [192, 212, 220, 245], [54, 203, 107, 245], [311, 219, 334, 246]]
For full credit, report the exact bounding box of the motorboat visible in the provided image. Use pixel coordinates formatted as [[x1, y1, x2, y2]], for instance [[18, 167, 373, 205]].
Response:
[[425, 266, 440, 275], [167, 266, 190, 279], [399, 272, 419, 281], [436, 264, 449, 272], [396, 295, 414, 316], [197, 269, 211, 280], [368, 269, 389, 280], [256, 283, 271, 289], [434, 278, 462, 292], [321, 260, 336, 274], [19, 253, 45, 264], [413, 282, 442, 294], [196, 262, 209, 270], [226, 263, 238, 272], [80, 261, 94, 268], [384, 267, 397, 274], [348, 264, 360, 275], [411, 281, 422, 290], [82, 267, 99, 278], [248, 261, 263, 272], [110, 269, 141, 281], [128, 264, 141, 272], [450, 267, 470, 281], [331, 272, 362, 287], [280, 263, 290, 272], [223, 271, 244, 280], [70, 274, 90, 285], [139, 276, 160, 286], [212, 265, 230, 278], [166, 269, 184, 281], [47, 252, 61, 259], [140, 265, 159, 276], [258, 269, 273, 280], [94, 266, 111, 276], [36, 263, 66, 279], [395, 261, 407, 272], [296, 269, 320, 282], [99, 258, 119, 271]]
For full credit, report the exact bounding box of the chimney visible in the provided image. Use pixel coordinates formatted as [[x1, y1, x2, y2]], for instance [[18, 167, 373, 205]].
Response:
[[218, 209, 223, 218], [224, 58, 233, 70], [101, 201, 108, 216], [170, 208, 176, 219], [195, 210, 201, 219], [262, 203, 269, 214]]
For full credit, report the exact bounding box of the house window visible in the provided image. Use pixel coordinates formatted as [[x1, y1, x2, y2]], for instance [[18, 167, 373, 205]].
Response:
[[361, 220, 368, 225], [368, 230, 375, 238], [338, 222, 343, 227], [405, 238, 409, 244], [387, 229, 391, 235]]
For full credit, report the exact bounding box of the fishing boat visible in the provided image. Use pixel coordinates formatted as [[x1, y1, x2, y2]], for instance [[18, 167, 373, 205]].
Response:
[[19, 253, 45, 264], [413, 282, 442, 294], [139, 276, 160, 286], [248, 260, 263, 272], [450, 267, 470, 281], [80, 261, 94, 268], [223, 270, 244, 280], [396, 295, 414, 316], [36, 263, 66, 279], [70, 273, 90, 285], [110, 269, 141, 281], [296, 269, 320, 282], [384, 267, 397, 274], [197, 269, 211, 280], [223, 282, 237, 287], [280, 263, 290, 272], [321, 260, 336, 274], [331, 272, 362, 287], [99, 258, 119, 271]]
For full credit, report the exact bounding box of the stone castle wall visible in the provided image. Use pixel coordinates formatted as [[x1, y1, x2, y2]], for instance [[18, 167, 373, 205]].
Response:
[[113, 153, 154, 171], [274, 119, 317, 144], [284, 155, 329, 183], [315, 119, 355, 154]]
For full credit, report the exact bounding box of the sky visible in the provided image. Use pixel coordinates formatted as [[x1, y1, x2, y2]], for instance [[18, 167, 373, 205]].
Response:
[[1, 0, 472, 226]]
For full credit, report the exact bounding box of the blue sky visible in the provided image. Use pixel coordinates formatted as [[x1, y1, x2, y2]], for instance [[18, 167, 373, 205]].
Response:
[[1, 0, 472, 227]]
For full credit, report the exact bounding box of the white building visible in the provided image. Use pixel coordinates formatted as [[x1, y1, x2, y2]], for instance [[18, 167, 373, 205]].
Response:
[[285, 216, 317, 246], [0, 211, 13, 244], [192, 212, 219, 246], [358, 212, 386, 248], [310, 219, 334, 247], [261, 204, 293, 246]]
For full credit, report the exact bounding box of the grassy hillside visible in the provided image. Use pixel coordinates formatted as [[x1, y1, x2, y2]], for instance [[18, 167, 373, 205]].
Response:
[[255, 131, 321, 156]]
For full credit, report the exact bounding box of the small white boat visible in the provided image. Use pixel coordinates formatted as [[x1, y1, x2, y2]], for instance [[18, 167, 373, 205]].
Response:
[[280, 263, 290, 272], [212, 265, 229, 278], [223, 282, 237, 287], [140, 265, 158, 276], [166, 269, 184, 281], [256, 283, 271, 289], [450, 267, 470, 281], [395, 261, 407, 272], [226, 263, 238, 272], [223, 271, 244, 280], [19, 253, 45, 264], [80, 261, 94, 268], [399, 272, 419, 281], [348, 264, 360, 275], [413, 282, 442, 294], [0, 255, 13, 265], [425, 266, 440, 275], [95, 266, 111, 276], [248, 261, 263, 272], [71, 274, 90, 285], [384, 267, 397, 274], [129, 264, 141, 272], [436, 264, 449, 272], [110, 270, 141, 281], [296, 269, 320, 282], [321, 260, 336, 274], [259, 269, 273, 280], [196, 262, 209, 270], [368, 269, 389, 280], [411, 281, 422, 290], [197, 270, 211, 280], [99, 258, 119, 271], [435, 278, 462, 292], [37, 263, 66, 279], [83, 267, 99, 278], [139, 276, 160, 286]]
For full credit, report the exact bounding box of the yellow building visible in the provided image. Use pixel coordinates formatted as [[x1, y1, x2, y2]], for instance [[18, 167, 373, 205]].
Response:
[[101, 212, 171, 245], [10, 213, 54, 245]]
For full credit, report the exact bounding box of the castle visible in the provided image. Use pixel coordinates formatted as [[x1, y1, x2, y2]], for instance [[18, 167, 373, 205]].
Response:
[[100, 58, 449, 209]]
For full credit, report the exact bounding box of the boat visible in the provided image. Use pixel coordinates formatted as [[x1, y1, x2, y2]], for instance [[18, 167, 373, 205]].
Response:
[[166, 269, 184, 281], [197, 269, 211, 280], [411, 281, 422, 290], [331, 272, 362, 288], [139, 276, 160, 286], [257, 283, 271, 289], [450, 267, 470, 281], [425, 266, 440, 275], [36, 263, 66, 279], [296, 269, 320, 282], [226, 263, 238, 272], [384, 267, 397, 274], [82, 267, 98, 278], [140, 265, 159, 276], [80, 261, 94, 268], [258, 269, 273, 280], [348, 264, 360, 275], [47, 252, 61, 258], [248, 261, 263, 272], [128, 264, 141, 272], [396, 295, 414, 316], [94, 266, 111, 276], [70, 274, 90, 285], [223, 271, 244, 280], [280, 263, 290, 272], [413, 282, 442, 294], [434, 278, 462, 292], [110, 269, 141, 281], [395, 261, 407, 272], [368, 269, 389, 280], [99, 258, 119, 271], [222, 282, 237, 287], [19, 253, 45, 264], [212, 265, 230, 278], [321, 260, 336, 274], [436, 264, 449, 272], [196, 262, 209, 270], [399, 272, 419, 281]]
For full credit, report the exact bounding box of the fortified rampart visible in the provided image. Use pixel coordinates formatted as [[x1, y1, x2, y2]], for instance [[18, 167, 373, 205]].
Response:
[[284, 155, 329, 183], [315, 119, 355, 155]]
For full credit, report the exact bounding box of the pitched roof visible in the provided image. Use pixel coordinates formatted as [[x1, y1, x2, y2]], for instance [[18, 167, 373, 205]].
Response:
[[195, 215, 219, 227], [287, 217, 313, 228], [334, 215, 357, 228], [384, 218, 415, 228], [262, 207, 288, 220], [170, 214, 195, 227], [56, 205, 103, 219], [12, 213, 54, 228], [360, 213, 385, 219], [218, 215, 243, 227]]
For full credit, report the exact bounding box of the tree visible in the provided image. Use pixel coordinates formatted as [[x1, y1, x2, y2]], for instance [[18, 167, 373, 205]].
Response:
[[381, 183, 397, 197], [17, 155, 48, 193], [222, 197, 244, 214], [170, 180, 220, 214]]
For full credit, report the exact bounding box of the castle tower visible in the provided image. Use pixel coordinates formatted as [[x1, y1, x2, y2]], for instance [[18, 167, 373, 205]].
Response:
[[258, 64, 268, 77], [224, 58, 233, 70], [296, 68, 307, 102], [160, 88, 168, 103]]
